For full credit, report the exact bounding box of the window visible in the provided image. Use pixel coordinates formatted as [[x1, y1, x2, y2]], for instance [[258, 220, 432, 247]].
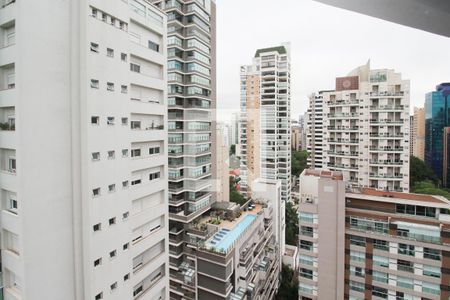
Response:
[[131, 179, 141, 186], [122, 149, 128, 157], [109, 217, 116, 226], [110, 17, 115, 26], [91, 116, 100, 125], [349, 266, 365, 278], [121, 85, 128, 93], [94, 258, 102, 267], [8, 158, 16, 173], [396, 276, 413, 289], [121, 53, 127, 61], [91, 8, 98, 17], [110, 282, 117, 292], [299, 240, 313, 251], [131, 121, 141, 129], [397, 259, 414, 273], [423, 264, 441, 278], [107, 82, 114, 91], [102, 13, 107, 22], [149, 171, 161, 181], [107, 48, 114, 57], [300, 226, 313, 237], [122, 211, 129, 220], [299, 212, 315, 223], [149, 147, 161, 155], [398, 243, 415, 256], [122, 180, 129, 188], [422, 282, 440, 295], [91, 79, 99, 89], [131, 149, 141, 157], [119, 21, 125, 30], [107, 117, 115, 125], [148, 40, 160, 52], [123, 243, 129, 250], [349, 280, 364, 293], [108, 150, 115, 159], [9, 197, 17, 212], [373, 255, 389, 267], [372, 286, 388, 299], [92, 152, 100, 161], [299, 268, 313, 280], [424, 247, 441, 261], [95, 292, 103, 300], [90, 42, 99, 53], [121, 117, 128, 125], [93, 223, 101, 232], [93, 188, 100, 197], [350, 250, 365, 262], [108, 184, 115, 193], [372, 271, 388, 283], [373, 239, 389, 251], [349, 235, 365, 247], [109, 250, 117, 259], [124, 273, 130, 281], [130, 63, 140, 73]]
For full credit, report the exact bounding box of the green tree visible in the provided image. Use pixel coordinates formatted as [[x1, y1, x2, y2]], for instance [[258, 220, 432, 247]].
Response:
[[410, 156, 438, 188], [276, 264, 298, 300], [285, 202, 299, 246], [229, 144, 236, 156], [229, 176, 246, 205], [291, 150, 308, 177]]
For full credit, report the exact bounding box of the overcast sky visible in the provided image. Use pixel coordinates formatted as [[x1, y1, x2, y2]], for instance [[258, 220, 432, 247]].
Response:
[[215, 0, 450, 123]]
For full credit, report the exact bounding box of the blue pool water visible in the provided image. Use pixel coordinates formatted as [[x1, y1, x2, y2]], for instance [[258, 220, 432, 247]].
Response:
[[207, 214, 257, 252]]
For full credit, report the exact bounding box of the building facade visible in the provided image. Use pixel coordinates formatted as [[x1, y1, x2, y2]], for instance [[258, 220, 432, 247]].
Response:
[[410, 115, 414, 156], [240, 44, 292, 202], [321, 61, 410, 192], [239, 64, 261, 199], [292, 124, 301, 151], [299, 114, 307, 151], [425, 83, 450, 181], [0, 0, 169, 299], [412, 107, 425, 160], [150, 0, 217, 299], [306, 92, 326, 169], [299, 170, 450, 300]]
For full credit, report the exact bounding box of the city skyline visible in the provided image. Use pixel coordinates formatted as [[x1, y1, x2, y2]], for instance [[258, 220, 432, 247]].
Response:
[[216, 0, 450, 122]]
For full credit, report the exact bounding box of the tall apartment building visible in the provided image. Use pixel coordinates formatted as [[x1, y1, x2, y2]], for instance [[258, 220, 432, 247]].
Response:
[[306, 92, 326, 169], [240, 44, 292, 202], [410, 115, 414, 156], [412, 107, 425, 160], [292, 123, 301, 151], [443, 127, 450, 188], [299, 170, 450, 300], [298, 170, 346, 299], [239, 63, 261, 198], [299, 114, 307, 151], [150, 0, 217, 299], [321, 61, 410, 192], [425, 83, 450, 181], [231, 112, 239, 146], [0, 0, 169, 299]]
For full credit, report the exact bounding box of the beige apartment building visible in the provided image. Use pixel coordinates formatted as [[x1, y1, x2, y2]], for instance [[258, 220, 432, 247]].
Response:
[[413, 107, 425, 160], [299, 169, 450, 300], [239, 68, 261, 198]]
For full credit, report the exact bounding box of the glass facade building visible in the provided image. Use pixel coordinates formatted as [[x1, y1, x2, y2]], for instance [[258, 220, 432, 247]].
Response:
[[425, 83, 450, 181]]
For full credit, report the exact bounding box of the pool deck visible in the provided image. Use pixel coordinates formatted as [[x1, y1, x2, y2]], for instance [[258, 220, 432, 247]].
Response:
[[219, 204, 262, 230]]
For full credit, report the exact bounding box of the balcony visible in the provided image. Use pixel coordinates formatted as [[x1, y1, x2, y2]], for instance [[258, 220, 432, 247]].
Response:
[[327, 125, 359, 131], [327, 163, 358, 170], [369, 173, 403, 179], [327, 150, 359, 157], [369, 159, 403, 166], [327, 112, 359, 118], [327, 138, 358, 144], [369, 146, 404, 152], [370, 119, 404, 124], [370, 91, 404, 97], [327, 99, 359, 106], [370, 132, 403, 138], [370, 105, 404, 111]]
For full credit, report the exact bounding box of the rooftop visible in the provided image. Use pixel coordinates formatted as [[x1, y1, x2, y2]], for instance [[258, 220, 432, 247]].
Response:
[[254, 46, 287, 58], [303, 169, 344, 180]]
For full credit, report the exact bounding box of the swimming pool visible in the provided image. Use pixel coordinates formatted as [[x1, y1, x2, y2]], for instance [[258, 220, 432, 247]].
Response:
[[207, 214, 257, 252]]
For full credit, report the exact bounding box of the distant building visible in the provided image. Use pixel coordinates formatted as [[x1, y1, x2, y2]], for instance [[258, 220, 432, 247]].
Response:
[[443, 127, 450, 188], [299, 114, 307, 150], [307, 92, 326, 169], [425, 83, 450, 181], [413, 107, 425, 160], [410, 115, 414, 156], [292, 124, 301, 151], [216, 124, 230, 202], [299, 169, 450, 300]]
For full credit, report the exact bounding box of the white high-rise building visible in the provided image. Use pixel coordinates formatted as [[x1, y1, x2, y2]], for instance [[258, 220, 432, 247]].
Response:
[[239, 44, 292, 202], [0, 0, 169, 299], [321, 61, 410, 192], [306, 91, 327, 169]]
